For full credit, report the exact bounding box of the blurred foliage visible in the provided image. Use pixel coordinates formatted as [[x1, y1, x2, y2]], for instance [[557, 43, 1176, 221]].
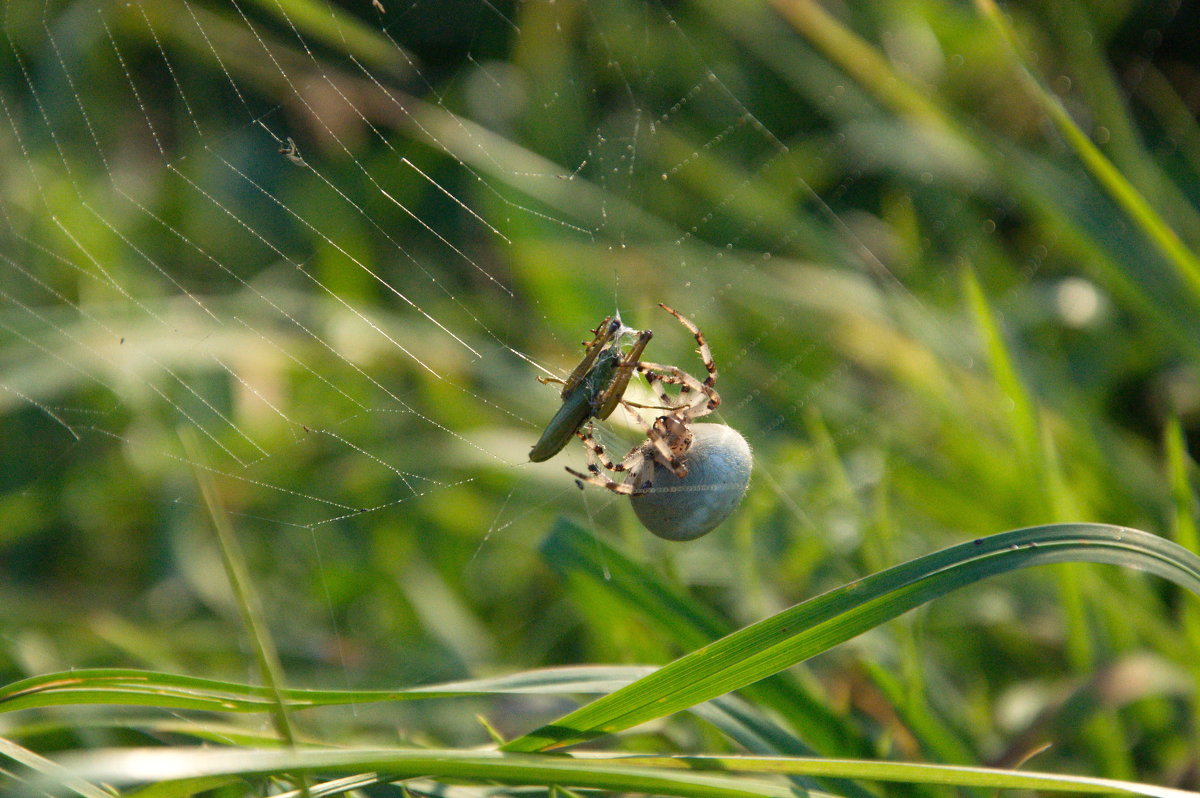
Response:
[[3, 0, 1200, 790]]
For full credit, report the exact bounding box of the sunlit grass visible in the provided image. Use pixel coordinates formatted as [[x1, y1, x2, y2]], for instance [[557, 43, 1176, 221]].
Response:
[[2, 0, 1200, 795]]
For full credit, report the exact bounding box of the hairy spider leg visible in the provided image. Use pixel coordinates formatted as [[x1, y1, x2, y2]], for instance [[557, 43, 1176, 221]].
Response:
[[573, 423, 631, 474], [573, 401, 688, 485], [641, 369, 678, 409], [566, 425, 641, 495], [658, 304, 718, 389], [566, 464, 639, 495], [637, 361, 721, 415]]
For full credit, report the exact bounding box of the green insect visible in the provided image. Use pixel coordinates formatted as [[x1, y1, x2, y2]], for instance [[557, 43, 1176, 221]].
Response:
[[528, 316, 653, 462]]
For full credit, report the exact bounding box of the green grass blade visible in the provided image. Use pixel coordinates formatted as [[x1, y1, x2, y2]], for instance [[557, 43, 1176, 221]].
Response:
[[0, 736, 114, 798], [973, 0, 1200, 300], [503, 523, 1200, 751], [541, 518, 873, 758], [960, 267, 1048, 516], [694, 696, 881, 798], [257, 773, 384, 798], [861, 661, 976, 766], [51, 747, 1200, 798], [0, 668, 870, 798], [1164, 416, 1200, 745], [55, 748, 810, 798], [0, 665, 656, 715], [124, 777, 244, 798], [184, 430, 298, 755], [587, 754, 1199, 798], [241, 0, 407, 75], [1166, 417, 1200, 556]]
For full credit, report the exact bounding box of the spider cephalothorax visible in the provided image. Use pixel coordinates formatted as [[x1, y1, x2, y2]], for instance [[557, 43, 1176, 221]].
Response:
[[620, 415, 695, 490]]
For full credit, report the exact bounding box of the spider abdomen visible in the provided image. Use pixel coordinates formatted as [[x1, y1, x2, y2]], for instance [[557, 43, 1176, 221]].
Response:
[[629, 423, 752, 541]]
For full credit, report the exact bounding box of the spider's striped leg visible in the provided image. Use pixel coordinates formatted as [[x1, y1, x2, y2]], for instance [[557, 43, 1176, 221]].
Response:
[[614, 401, 685, 478], [568, 422, 654, 494], [640, 369, 677, 409], [638, 361, 721, 417], [574, 424, 630, 473], [565, 465, 639, 495], [659, 304, 718, 389]]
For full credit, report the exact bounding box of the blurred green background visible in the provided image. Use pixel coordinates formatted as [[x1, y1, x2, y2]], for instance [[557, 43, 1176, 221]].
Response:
[[3, 0, 1200, 786]]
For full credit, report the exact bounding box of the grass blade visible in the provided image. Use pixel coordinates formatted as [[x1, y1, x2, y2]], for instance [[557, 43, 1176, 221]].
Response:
[[541, 518, 872, 758], [0, 665, 655, 715], [183, 430, 299, 758], [0, 736, 114, 798], [973, 0, 1200, 300], [503, 523, 1200, 751], [50, 747, 1200, 798], [55, 748, 810, 798]]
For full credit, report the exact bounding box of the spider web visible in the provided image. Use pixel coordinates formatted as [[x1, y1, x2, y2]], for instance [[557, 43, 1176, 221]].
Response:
[[0, 2, 856, 535], [0, 0, 1189, 697]]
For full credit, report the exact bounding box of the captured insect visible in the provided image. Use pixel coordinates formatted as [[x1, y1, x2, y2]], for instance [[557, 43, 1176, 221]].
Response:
[[566, 304, 751, 541], [528, 314, 654, 463]]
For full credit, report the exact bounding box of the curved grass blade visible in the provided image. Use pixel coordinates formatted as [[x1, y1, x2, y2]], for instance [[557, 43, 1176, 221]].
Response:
[[0, 665, 653, 716], [0, 736, 113, 798], [185, 431, 297, 755], [0, 669, 870, 798], [0, 669, 867, 796], [542, 518, 872, 757], [543, 519, 878, 798], [691, 695, 876, 798], [52, 747, 1199, 798], [502, 523, 1200, 751], [124, 776, 242, 798], [54, 748, 811, 798], [579, 754, 1199, 798]]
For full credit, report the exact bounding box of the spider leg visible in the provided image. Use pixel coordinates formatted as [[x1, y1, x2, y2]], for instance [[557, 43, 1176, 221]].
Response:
[[610, 402, 683, 477], [638, 361, 721, 417], [564, 465, 638, 495], [572, 419, 657, 492], [621, 399, 683, 411], [659, 304, 718, 389], [575, 424, 631, 473], [537, 375, 569, 388], [616, 372, 682, 413], [641, 369, 677, 409]]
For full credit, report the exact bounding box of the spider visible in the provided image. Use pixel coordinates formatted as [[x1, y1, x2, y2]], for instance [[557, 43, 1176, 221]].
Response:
[[565, 305, 751, 541], [528, 314, 655, 463]]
